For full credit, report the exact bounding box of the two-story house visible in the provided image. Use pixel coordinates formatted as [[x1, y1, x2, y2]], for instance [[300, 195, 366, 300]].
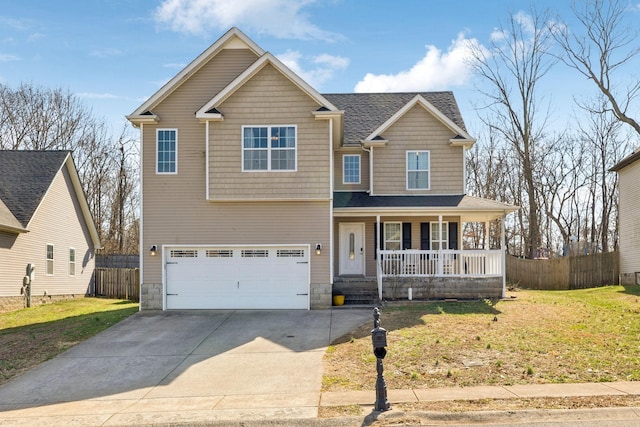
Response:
[[127, 28, 516, 311]]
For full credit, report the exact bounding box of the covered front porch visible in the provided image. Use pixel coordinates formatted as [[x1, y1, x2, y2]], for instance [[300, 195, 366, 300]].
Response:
[[332, 192, 517, 302]]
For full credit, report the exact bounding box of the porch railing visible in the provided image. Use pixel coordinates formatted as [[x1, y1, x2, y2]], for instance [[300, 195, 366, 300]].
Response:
[[378, 249, 503, 278]]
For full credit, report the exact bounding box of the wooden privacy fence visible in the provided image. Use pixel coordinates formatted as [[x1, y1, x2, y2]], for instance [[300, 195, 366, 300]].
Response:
[[94, 268, 140, 301], [506, 251, 619, 290]]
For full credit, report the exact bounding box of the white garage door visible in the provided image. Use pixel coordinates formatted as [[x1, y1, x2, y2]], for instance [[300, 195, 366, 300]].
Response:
[[165, 246, 310, 309]]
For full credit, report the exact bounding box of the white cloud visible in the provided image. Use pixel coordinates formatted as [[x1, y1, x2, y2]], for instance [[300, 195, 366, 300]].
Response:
[[89, 48, 123, 58], [354, 33, 481, 93], [0, 53, 20, 62], [154, 0, 340, 41], [76, 92, 119, 99], [277, 50, 349, 89]]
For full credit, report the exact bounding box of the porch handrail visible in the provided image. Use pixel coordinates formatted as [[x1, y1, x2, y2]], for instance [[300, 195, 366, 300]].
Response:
[[378, 249, 503, 277]]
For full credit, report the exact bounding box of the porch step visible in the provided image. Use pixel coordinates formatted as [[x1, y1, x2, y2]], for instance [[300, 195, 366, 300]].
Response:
[[343, 289, 379, 306], [333, 277, 379, 306]]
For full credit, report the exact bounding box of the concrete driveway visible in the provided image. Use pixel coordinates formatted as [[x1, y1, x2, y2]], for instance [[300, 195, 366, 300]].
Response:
[[0, 309, 372, 426]]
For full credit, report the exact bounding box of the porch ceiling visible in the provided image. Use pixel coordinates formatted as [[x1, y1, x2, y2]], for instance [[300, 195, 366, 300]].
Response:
[[333, 192, 518, 221]]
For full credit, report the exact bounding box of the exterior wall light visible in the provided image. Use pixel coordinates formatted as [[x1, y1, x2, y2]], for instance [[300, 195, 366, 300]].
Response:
[[150, 245, 158, 256], [315, 243, 322, 255]]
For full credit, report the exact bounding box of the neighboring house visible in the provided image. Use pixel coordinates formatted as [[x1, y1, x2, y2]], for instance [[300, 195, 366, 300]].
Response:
[[611, 149, 640, 285], [127, 28, 517, 311], [0, 151, 100, 311]]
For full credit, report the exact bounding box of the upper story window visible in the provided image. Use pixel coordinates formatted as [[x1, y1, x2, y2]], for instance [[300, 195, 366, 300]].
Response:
[[343, 154, 360, 184], [242, 125, 296, 171], [407, 151, 430, 190], [157, 129, 177, 174]]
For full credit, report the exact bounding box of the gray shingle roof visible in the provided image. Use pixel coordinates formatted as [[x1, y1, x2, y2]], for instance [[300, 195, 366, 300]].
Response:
[[0, 150, 70, 227], [323, 92, 467, 146]]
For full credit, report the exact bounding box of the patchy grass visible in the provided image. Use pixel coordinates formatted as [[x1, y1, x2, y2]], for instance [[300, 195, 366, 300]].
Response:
[[323, 285, 640, 392], [0, 298, 138, 385]]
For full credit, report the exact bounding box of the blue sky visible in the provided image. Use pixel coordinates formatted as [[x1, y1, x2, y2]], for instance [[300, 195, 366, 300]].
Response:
[[1, 0, 639, 139]]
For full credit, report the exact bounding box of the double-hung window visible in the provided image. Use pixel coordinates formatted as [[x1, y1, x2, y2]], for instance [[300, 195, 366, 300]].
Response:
[[243, 125, 296, 171], [430, 222, 449, 250], [69, 248, 76, 277], [407, 150, 430, 190], [384, 222, 402, 250], [46, 244, 54, 275], [157, 129, 177, 174], [343, 154, 360, 184]]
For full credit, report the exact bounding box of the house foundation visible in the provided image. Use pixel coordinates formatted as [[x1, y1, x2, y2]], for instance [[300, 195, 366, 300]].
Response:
[[382, 277, 503, 301]]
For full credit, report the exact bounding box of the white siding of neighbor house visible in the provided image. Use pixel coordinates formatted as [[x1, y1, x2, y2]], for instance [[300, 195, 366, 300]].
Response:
[[618, 160, 640, 275], [0, 165, 95, 297]]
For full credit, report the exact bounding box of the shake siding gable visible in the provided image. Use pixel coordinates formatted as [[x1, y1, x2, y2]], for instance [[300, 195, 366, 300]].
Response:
[[374, 104, 464, 195], [618, 161, 640, 275], [208, 63, 331, 200], [0, 166, 95, 297]]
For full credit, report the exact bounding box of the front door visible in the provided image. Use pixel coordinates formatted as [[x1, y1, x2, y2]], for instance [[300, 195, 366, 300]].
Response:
[[339, 223, 365, 275]]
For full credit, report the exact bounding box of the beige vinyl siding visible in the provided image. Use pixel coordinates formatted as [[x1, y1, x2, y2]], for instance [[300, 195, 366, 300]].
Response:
[[142, 200, 331, 285], [334, 149, 370, 192], [374, 104, 464, 195], [208, 63, 331, 199], [334, 216, 460, 277], [0, 166, 95, 297], [618, 161, 640, 275]]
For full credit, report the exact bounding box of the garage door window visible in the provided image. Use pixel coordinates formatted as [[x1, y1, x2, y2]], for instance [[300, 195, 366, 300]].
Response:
[[277, 249, 304, 257], [171, 249, 198, 258], [242, 249, 269, 257], [206, 249, 233, 258]]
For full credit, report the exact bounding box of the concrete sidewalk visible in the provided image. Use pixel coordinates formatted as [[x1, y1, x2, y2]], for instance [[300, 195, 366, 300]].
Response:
[[1, 381, 640, 426]]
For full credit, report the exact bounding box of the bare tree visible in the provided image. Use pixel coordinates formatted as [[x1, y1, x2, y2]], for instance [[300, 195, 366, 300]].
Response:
[[468, 8, 557, 258], [0, 82, 140, 253], [553, 0, 640, 136]]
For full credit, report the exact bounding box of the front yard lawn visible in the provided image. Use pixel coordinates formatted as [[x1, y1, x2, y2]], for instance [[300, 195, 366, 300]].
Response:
[[0, 298, 138, 386], [323, 285, 640, 391]]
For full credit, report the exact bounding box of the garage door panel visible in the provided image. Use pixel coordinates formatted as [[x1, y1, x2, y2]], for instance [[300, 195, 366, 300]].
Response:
[[165, 246, 309, 309]]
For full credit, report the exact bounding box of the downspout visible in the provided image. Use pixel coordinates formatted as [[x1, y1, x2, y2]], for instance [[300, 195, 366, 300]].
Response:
[[329, 118, 334, 285], [361, 145, 373, 194], [138, 123, 144, 312]]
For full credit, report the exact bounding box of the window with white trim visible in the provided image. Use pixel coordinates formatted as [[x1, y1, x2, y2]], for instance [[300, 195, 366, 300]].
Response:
[[407, 151, 430, 189], [384, 222, 402, 250], [431, 222, 448, 250], [343, 154, 360, 184], [157, 129, 177, 173], [69, 248, 76, 277], [46, 244, 54, 275], [242, 125, 296, 171]]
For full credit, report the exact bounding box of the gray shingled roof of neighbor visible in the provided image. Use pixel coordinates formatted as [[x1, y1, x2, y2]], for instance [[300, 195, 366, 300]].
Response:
[[0, 150, 70, 227], [322, 92, 467, 146]]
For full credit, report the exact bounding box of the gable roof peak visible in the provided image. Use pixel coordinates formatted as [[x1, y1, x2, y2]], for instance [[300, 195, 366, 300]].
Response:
[[127, 27, 265, 123]]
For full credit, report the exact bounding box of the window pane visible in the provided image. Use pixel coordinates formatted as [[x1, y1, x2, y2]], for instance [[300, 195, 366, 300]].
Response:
[[343, 155, 360, 183], [244, 150, 268, 170], [244, 127, 268, 148], [271, 149, 295, 170], [408, 171, 429, 189], [385, 223, 401, 240], [157, 129, 176, 173]]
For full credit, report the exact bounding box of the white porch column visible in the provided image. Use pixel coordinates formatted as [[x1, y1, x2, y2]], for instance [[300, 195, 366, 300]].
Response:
[[484, 221, 489, 249], [501, 216, 506, 298], [376, 215, 382, 300], [438, 215, 443, 275]]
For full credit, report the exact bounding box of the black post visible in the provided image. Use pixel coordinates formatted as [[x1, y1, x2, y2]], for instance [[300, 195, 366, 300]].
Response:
[[372, 307, 390, 411]]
